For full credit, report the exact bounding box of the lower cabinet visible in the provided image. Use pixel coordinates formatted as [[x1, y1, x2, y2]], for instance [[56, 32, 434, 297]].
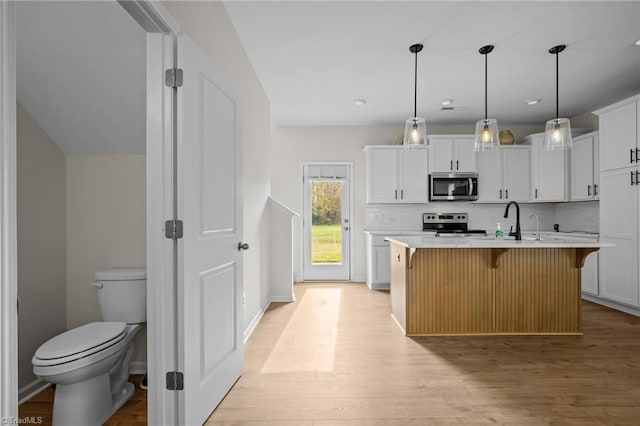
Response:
[[582, 251, 599, 296], [365, 233, 391, 289]]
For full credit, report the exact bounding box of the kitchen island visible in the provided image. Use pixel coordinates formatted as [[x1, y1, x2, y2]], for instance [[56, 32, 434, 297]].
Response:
[[386, 236, 612, 336]]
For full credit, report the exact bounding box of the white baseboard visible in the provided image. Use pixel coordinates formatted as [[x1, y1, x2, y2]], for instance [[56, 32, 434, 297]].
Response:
[[270, 295, 295, 303], [582, 294, 640, 317], [352, 275, 366, 283], [244, 298, 271, 343], [130, 361, 147, 375], [369, 282, 390, 290], [18, 379, 50, 404]]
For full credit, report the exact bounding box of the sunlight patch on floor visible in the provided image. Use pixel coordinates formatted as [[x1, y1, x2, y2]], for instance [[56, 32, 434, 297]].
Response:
[[260, 288, 341, 373]]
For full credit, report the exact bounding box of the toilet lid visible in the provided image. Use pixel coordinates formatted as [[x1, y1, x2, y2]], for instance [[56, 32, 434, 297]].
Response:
[[34, 322, 127, 360]]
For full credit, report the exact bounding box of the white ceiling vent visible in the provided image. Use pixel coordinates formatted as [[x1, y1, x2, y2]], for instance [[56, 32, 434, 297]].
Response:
[[440, 106, 469, 112]]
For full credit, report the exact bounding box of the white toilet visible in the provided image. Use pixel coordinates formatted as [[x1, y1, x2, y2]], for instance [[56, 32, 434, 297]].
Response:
[[32, 267, 146, 426]]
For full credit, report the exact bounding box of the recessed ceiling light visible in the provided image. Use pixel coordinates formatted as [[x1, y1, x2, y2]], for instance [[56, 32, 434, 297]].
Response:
[[526, 98, 542, 106], [635, 39, 640, 46], [353, 98, 367, 107], [440, 99, 454, 106]]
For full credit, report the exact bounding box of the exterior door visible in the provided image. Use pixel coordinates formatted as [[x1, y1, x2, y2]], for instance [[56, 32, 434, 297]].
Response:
[[303, 164, 351, 280], [177, 34, 243, 425]]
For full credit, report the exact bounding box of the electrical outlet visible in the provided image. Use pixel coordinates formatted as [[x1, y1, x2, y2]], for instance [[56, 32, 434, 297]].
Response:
[[243, 291, 246, 306]]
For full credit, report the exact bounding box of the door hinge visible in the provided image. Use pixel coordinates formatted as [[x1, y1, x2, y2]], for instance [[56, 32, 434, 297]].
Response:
[[166, 371, 184, 391], [165, 220, 183, 239], [165, 68, 183, 88]]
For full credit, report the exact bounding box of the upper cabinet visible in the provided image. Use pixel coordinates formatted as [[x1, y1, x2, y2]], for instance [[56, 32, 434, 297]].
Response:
[[521, 134, 567, 201], [428, 135, 476, 173], [365, 146, 429, 204], [596, 98, 639, 172], [477, 146, 530, 202], [570, 132, 599, 201]]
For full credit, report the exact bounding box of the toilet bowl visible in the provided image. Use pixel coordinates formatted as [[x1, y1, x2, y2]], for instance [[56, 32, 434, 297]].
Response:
[[32, 268, 146, 426]]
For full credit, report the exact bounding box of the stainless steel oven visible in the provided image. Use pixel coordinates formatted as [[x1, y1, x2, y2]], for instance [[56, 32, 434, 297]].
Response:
[[429, 172, 478, 201]]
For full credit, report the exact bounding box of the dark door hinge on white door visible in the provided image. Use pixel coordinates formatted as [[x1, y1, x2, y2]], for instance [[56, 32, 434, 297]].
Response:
[[165, 220, 183, 239], [166, 371, 184, 391], [165, 68, 183, 88]]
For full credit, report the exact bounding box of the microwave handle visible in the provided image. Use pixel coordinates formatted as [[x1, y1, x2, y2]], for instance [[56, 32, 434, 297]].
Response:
[[468, 178, 474, 196]]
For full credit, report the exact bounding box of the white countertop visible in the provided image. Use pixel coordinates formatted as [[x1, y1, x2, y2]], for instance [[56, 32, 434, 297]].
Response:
[[385, 235, 613, 249]]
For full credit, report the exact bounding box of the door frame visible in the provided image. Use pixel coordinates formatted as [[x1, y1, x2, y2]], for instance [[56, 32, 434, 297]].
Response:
[[0, 1, 180, 424], [299, 161, 354, 281]]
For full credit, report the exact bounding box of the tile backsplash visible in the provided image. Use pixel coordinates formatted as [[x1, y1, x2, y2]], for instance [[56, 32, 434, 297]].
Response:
[[365, 201, 599, 234]]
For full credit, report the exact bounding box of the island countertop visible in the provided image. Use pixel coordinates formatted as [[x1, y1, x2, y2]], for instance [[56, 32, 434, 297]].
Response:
[[385, 235, 613, 249]]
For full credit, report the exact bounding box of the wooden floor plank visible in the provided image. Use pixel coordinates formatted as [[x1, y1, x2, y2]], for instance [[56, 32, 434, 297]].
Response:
[[19, 282, 640, 425]]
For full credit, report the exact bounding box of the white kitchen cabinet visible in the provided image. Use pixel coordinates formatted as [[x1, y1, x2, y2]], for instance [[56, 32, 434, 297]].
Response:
[[364, 146, 428, 204], [428, 135, 476, 173], [594, 95, 640, 311], [477, 146, 530, 202], [522, 133, 567, 201], [598, 166, 639, 306], [570, 132, 599, 201], [598, 99, 638, 171], [365, 233, 391, 289]]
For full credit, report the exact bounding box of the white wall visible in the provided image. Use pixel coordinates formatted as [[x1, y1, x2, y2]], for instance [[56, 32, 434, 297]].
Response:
[[66, 156, 147, 366], [163, 1, 273, 329], [16, 104, 67, 392], [270, 123, 545, 281]]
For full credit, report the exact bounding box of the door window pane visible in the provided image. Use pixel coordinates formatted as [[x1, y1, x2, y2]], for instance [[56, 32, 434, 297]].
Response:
[[311, 180, 343, 264]]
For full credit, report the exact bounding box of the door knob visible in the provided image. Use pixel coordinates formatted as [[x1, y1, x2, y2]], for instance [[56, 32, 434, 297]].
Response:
[[238, 242, 250, 251]]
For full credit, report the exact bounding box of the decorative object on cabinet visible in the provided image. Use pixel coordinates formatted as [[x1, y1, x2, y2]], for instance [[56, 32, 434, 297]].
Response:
[[544, 44, 573, 150], [474, 45, 500, 152], [499, 130, 514, 145], [403, 43, 428, 148]]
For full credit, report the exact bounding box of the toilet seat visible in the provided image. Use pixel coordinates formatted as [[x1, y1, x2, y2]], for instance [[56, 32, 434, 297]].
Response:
[[33, 322, 127, 367]]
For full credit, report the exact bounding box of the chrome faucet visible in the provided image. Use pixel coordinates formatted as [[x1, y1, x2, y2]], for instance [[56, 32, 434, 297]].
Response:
[[529, 214, 540, 241], [503, 201, 521, 240]]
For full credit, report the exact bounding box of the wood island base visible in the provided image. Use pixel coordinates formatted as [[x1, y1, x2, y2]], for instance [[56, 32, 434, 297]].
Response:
[[390, 243, 598, 336]]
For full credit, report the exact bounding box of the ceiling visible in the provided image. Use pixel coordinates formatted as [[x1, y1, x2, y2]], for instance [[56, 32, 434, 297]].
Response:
[[16, 1, 146, 155], [224, 1, 640, 126]]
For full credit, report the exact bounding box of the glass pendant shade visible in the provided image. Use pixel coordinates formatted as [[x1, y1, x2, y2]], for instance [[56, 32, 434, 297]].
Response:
[[544, 117, 572, 150], [403, 117, 427, 148], [474, 118, 500, 151]]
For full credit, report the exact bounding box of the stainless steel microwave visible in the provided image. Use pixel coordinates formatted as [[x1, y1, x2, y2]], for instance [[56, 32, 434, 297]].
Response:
[[429, 172, 478, 201]]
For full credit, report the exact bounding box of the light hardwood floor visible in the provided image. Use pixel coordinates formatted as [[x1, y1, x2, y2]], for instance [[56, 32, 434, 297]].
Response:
[[207, 282, 640, 425], [19, 282, 640, 425]]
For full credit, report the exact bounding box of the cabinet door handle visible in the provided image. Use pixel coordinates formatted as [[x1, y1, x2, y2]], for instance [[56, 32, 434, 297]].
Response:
[[636, 171, 640, 186], [499, 189, 502, 199], [535, 188, 538, 199], [505, 189, 509, 199], [401, 189, 404, 199], [631, 149, 635, 164], [636, 148, 640, 163], [456, 160, 459, 170], [631, 171, 636, 186], [450, 160, 453, 171], [593, 184, 598, 196], [395, 189, 398, 199], [587, 185, 591, 197]]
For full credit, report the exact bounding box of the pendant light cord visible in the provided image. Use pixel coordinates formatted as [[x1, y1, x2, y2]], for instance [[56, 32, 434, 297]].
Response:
[[555, 50, 559, 120], [413, 49, 418, 118], [484, 51, 488, 120]]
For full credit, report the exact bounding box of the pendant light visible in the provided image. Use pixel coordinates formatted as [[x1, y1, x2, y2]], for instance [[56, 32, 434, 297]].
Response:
[[544, 44, 572, 150], [403, 43, 428, 148], [474, 45, 500, 151]]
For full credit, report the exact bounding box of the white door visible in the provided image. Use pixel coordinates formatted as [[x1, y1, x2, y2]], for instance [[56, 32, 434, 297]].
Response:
[[599, 167, 639, 307], [571, 137, 595, 200], [303, 164, 351, 280], [399, 149, 429, 202], [476, 149, 502, 202], [428, 137, 453, 172], [453, 137, 476, 172], [177, 34, 243, 425], [365, 149, 398, 203], [503, 148, 530, 201]]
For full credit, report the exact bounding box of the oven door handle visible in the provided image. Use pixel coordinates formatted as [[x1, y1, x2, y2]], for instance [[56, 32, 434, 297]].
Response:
[[468, 178, 474, 197]]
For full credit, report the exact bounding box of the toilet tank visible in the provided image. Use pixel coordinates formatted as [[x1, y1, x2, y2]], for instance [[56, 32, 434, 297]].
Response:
[[94, 268, 146, 324]]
